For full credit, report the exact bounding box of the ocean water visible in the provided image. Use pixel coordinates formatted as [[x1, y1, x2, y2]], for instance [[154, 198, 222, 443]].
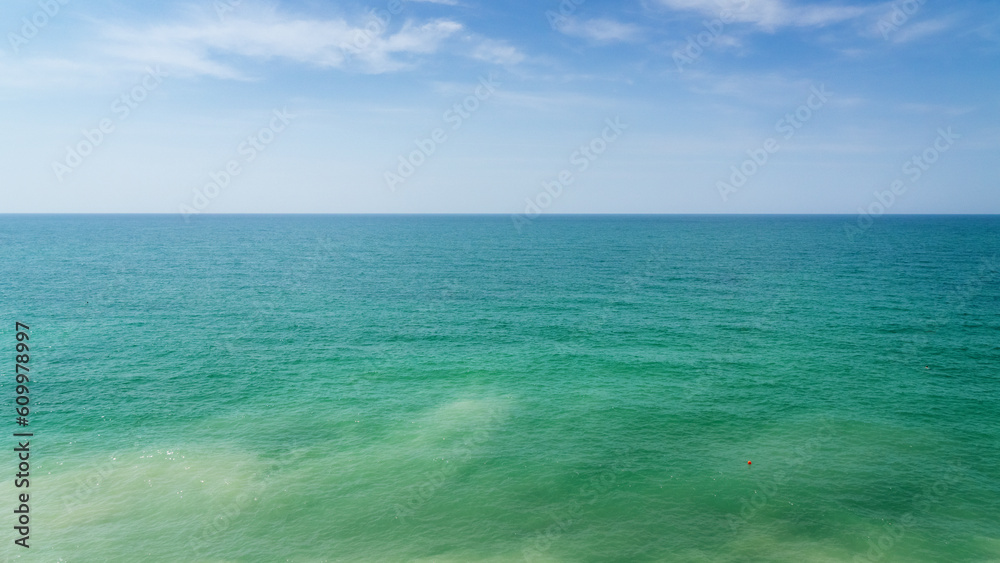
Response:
[[1, 214, 998, 562]]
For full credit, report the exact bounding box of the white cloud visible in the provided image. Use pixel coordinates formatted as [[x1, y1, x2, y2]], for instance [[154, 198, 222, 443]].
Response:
[[898, 102, 975, 116], [889, 17, 957, 44], [0, 55, 119, 92], [470, 39, 525, 65], [98, 7, 465, 77], [714, 34, 744, 50], [0, 2, 528, 92], [489, 90, 624, 112], [557, 17, 642, 43], [678, 69, 828, 106], [658, 0, 871, 31]]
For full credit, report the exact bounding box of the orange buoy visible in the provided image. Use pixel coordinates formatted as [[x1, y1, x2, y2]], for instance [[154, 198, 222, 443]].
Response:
[[747, 461, 752, 465]]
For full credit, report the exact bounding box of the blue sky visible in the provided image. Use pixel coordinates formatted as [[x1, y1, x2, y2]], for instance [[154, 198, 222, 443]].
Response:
[[2, 0, 998, 214]]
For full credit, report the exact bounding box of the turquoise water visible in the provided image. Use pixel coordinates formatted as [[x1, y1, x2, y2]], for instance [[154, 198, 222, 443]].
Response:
[[1, 214, 999, 562]]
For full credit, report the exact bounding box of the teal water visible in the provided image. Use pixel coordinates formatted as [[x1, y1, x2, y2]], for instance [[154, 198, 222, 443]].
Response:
[[1, 215, 999, 562]]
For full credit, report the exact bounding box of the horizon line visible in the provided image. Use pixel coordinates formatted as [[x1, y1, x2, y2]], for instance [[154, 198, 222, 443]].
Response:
[[2, 212, 999, 217]]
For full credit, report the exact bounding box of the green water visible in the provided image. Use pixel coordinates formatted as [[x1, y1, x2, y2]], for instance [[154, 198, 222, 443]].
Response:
[[1, 215, 998, 562]]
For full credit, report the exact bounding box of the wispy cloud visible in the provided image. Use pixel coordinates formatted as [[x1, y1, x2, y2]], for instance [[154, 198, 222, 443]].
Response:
[[0, 54, 117, 92], [0, 2, 526, 92], [99, 8, 465, 77], [556, 17, 643, 43], [889, 16, 959, 44], [470, 39, 525, 65], [898, 102, 976, 116], [657, 0, 871, 31]]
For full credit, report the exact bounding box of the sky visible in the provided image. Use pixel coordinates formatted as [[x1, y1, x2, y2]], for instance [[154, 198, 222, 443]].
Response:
[[1, 0, 998, 214]]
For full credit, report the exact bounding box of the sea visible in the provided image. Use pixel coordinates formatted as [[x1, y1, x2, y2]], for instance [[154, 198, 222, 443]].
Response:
[[0, 214, 998, 562]]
